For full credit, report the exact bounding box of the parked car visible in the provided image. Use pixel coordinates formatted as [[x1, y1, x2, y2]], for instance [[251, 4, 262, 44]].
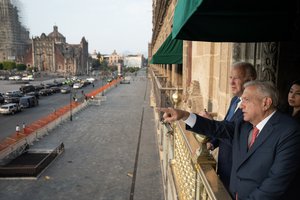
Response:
[[53, 80, 63, 87], [4, 96, 20, 104], [0, 93, 4, 104], [8, 75, 21, 81], [39, 88, 53, 96], [86, 77, 95, 83], [0, 103, 22, 115], [60, 86, 71, 94], [73, 82, 83, 89], [5, 90, 23, 97], [0, 75, 7, 80], [48, 86, 61, 93], [19, 84, 35, 94], [34, 85, 45, 91], [25, 91, 40, 99], [21, 75, 34, 81], [19, 96, 39, 108]]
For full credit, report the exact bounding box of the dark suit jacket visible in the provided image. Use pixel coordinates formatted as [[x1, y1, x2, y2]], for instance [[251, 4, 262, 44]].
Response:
[[210, 96, 243, 191], [187, 111, 300, 200]]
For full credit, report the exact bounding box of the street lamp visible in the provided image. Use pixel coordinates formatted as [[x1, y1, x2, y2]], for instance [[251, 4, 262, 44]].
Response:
[[69, 85, 73, 121], [36, 52, 44, 82], [101, 75, 105, 96]]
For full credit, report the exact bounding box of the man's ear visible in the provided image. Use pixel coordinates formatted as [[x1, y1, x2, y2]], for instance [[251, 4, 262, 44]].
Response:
[[263, 97, 273, 110]]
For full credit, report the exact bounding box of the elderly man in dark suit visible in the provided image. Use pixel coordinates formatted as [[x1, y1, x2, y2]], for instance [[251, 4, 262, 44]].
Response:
[[159, 80, 300, 200], [203, 62, 256, 191]]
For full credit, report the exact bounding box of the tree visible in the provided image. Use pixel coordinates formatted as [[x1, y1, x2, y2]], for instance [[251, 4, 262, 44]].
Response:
[[91, 58, 100, 69], [16, 63, 27, 71], [2, 61, 16, 70]]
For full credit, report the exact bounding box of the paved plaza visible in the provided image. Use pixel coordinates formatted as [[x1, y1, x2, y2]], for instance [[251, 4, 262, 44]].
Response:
[[0, 69, 164, 200]]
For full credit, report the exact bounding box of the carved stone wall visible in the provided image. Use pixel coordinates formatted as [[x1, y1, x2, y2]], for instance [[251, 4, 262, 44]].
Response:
[[183, 80, 204, 114], [233, 42, 280, 84], [260, 42, 279, 84]]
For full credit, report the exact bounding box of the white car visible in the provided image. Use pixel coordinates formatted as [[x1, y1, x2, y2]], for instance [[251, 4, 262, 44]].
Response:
[[73, 83, 83, 89], [21, 75, 34, 81], [8, 75, 21, 81], [0, 103, 22, 114], [86, 77, 95, 83]]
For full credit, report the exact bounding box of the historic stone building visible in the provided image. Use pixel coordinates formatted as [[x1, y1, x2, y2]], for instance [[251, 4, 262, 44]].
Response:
[[0, 0, 88, 75], [108, 50, 123, 67], [0, 0, 31, 62], [150, 0, 300, 199], [25, 26, 89, 76]]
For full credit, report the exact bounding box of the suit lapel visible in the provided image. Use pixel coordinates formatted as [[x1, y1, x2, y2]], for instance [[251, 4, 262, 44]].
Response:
[[232, 109, 243, 122], [239, 123, 252, 159], [237, 112, 280, 168], [225, 96, 238, 120]]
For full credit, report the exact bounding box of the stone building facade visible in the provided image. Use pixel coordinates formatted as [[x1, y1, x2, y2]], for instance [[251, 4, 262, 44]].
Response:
[[108, 50, 123, 67], [150, 0, 300, 199], [150, 0, 300, 119], [25, 26, 89, 76], [0, 0, 31, 62]]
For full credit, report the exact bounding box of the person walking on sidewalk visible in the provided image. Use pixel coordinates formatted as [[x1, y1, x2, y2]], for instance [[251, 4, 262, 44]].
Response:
[[16, 124, 20, 135]]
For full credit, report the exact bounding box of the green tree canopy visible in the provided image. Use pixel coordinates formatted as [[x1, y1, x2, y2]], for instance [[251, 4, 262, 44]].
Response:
[[2, 61, 16, 70], [91, 58, 100, 69], [16, 63, 27, 71]]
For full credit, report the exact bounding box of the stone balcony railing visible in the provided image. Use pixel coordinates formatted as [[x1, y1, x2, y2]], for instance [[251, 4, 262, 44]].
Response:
[[150, 68, 231, 200]]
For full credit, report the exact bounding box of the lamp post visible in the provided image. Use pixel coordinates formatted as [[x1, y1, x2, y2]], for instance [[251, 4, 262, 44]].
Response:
[[101, 75, 105, 96], [36, 52, 44, 82], [69, 85, 73, 121]]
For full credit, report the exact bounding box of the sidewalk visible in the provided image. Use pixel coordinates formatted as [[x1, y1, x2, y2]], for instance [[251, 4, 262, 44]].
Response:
[[0, 69, 164, 200]]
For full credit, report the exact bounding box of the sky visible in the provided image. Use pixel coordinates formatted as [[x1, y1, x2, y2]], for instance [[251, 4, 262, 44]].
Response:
[[17, 0, 152, 56]]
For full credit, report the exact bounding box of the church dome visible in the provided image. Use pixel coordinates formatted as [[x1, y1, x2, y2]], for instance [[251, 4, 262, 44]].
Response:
[[48, 25, 66, 43]]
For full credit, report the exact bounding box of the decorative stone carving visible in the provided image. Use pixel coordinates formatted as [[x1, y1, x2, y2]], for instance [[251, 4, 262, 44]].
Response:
[[232, 42, 279, 85], [261, 42, 279, 84], [232, 43, 242, 62], [183, 80, 204, 114]]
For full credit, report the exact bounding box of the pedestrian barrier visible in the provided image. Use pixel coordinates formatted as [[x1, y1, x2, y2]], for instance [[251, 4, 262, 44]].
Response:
[[0, 78, 121, 161]]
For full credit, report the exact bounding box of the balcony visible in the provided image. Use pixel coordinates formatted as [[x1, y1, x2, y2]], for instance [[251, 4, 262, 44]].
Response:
[[150, 68, 231, 200]]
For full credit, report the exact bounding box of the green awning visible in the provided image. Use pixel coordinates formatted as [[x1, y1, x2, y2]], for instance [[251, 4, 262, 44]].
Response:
[[150, 34, 182, 64], [172, 0, 298, 42]]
